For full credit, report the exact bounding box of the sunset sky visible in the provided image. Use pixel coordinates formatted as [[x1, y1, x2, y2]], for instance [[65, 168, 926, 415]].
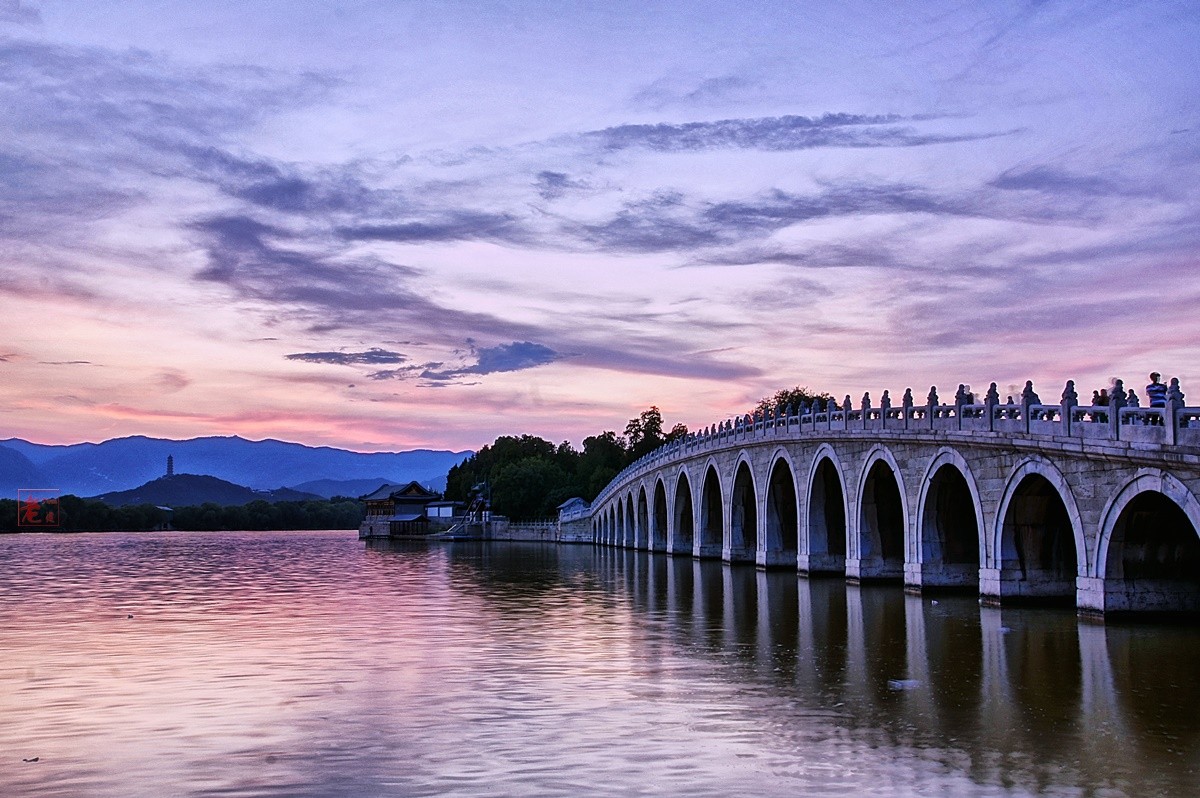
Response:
[[2, 1, 1197, 452]]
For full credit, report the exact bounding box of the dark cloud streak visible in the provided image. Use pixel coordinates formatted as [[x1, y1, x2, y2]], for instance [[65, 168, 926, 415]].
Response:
[[338, 211, 528, 244], [286, 348, 409, 366], [585, 113, 1006, 153]]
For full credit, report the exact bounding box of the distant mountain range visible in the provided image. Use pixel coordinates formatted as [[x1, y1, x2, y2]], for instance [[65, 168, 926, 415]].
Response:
[[0, 435, 470, 499], [95, 474, 325, 507]]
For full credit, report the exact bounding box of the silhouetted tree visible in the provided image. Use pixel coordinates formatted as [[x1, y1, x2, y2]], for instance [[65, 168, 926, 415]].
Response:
[[754, 386, 834, 416]]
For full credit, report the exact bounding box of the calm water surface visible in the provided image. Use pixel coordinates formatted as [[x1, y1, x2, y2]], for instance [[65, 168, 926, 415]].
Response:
[[1, 531, 1197, 797]]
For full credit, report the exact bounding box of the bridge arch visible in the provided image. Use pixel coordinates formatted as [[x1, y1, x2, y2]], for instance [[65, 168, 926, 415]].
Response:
[[991, 457, 1085, 604], [852, 445, 908, 582], [624, 493, 635, 547], [698, 460, 724, 558], [727, 455, 758, 563], [912, 448, 984, 591], [1092, 470, 1200, 613], [617, 492, 628, 547], [802, 444, 848, 575], [652, 478, 669, 552], [763, 449, 799, 568], [628, 492, 638, 547], [672, 469, 696, 554], [636, 486, 649, 550]]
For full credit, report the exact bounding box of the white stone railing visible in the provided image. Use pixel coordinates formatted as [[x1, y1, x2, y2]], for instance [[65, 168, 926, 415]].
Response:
[[558, 505, 591, 523], [591, 378, 1197, 509]]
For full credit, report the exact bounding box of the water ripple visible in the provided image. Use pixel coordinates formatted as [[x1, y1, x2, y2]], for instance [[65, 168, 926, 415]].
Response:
[[0, 532, 1197, 797]]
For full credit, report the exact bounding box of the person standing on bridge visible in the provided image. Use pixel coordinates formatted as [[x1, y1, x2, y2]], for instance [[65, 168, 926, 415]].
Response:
[[1091, 389, 1109, 422], [1146, 373, 1168, 408]]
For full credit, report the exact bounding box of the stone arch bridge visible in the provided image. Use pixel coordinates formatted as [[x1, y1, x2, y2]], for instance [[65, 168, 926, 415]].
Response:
[[588, 381, 1200, 615]]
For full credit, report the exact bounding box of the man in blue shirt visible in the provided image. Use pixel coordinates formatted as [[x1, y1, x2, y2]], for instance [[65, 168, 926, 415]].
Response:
[[1146, 373, 1168, 407]]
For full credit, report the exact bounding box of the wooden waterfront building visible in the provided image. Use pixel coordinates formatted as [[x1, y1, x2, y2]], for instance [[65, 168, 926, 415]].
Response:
[[360, 481, 439, 536]]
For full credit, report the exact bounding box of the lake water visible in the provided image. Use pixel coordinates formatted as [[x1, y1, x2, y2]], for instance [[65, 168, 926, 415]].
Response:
[[1, 531, 1197, 797]]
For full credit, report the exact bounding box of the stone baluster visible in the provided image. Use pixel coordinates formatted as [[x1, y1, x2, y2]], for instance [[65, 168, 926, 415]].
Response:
[[1020, 380, 1040, 434], [880, 389, 891, 429], [1167, 377, 1185, 407], [954, 383, 969, 430], [985, 382, 999, 431], [1166, 378, 1184, 445], [1061, 380, 1078, 437], [842, 395, 852, 431], [1108, 379, 1126, 440], [902, 388, 913, 430], [861, 392, 871, 429], [927, 386, 938, 429]]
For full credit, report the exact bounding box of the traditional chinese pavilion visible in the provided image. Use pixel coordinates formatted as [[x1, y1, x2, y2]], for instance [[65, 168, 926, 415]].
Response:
[[359, 481, 440, 537]]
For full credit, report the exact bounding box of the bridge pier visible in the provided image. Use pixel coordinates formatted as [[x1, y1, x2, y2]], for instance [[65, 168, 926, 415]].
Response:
[[722, 545, 755, 565], [1076, 575, 1105, 616], [846, 556, 903, 584], [979, 567, 1003, 606], [904, 561, 981, 593], [798, 552, 845, 576], [666, 537, 690, 557], [756, 548, 797, 569]]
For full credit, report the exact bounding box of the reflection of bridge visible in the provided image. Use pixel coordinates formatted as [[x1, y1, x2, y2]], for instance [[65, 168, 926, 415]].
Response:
[[589, 552, 1198, 795], [589, 380, 1200, 615]]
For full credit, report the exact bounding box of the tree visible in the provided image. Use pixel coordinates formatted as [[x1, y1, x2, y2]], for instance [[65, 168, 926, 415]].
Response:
[[446, 434, 559, 502], [490, 457, 570, 520], [444, 410, 686, 514], [625, 406, 667, 461], [581, 431, 626, 470], [754, 386, 834, 417], [665, 422, 689, 444], [575, 430, 628, 502]]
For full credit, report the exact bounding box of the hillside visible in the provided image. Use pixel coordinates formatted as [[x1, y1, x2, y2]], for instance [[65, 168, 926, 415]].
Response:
[[289, 477, 439, 499], [0, 446, 47, 496], [92, 474, 324, 507], [0, 436, 470, 497]]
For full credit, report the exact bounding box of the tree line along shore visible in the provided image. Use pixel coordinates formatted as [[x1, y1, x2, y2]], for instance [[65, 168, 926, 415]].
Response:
[[1, 495, 363, 533]]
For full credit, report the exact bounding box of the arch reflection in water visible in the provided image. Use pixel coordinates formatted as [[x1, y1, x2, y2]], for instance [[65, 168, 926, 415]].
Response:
[[572, 547, 1199, 797]]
